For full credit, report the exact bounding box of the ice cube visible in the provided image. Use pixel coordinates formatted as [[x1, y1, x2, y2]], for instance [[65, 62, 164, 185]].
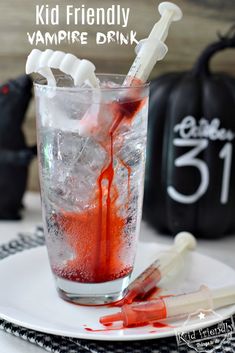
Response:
[[41, 128, 108, 212], [37, 88, 92, 132]]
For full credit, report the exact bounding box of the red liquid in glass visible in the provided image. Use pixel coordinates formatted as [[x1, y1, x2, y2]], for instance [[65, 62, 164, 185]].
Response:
[[53, 93, 146, 283]]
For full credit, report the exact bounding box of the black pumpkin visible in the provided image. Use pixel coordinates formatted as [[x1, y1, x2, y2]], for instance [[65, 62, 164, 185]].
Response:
[[0, 75, 36, 220], [144, 33, 235, 238]]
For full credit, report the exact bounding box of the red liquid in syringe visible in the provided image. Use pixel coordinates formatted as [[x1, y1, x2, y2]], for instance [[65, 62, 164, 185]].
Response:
[[100, 298, 167, 327]]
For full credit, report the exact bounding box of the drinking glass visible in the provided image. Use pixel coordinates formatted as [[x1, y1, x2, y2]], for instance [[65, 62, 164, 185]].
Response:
[[34, 74, 149, 305]]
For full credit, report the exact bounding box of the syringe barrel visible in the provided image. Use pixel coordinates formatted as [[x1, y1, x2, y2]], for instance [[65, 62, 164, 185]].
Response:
[[121, 286, 211, 326], [122, 298, 167, 326], [126, 263, 161, 299], [124, 40, 167, 84]]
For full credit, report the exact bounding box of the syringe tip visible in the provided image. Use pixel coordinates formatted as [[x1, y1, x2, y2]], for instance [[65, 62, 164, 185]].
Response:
[[100, 312, 123, 325]]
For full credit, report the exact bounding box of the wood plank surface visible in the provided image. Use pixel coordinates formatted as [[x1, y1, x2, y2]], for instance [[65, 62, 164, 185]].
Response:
[[0, 0, 234, 190]]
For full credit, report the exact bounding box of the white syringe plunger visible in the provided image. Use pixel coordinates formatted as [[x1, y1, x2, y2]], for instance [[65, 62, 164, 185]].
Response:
[[155, 2, 183, 42], [158, 232, 197, 278], [164, 284, 235, 317], [159, 2, 183, 21], [174, 232, 197, 251]]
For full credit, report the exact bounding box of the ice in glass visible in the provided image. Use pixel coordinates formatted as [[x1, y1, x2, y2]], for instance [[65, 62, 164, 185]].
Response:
[[35, 74, 149, 304]]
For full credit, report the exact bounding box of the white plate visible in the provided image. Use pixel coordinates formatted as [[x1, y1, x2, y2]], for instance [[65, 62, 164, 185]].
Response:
[[0, 242, 235, 341]]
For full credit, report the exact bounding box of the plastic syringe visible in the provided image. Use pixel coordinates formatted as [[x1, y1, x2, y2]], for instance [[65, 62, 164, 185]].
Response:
[[120, 232, 197, 305], [76, 2, 183, 137], [123, 2, 183, 86], [100, 285, 235, 327]]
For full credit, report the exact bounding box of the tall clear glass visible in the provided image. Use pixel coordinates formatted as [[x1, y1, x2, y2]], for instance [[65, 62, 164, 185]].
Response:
[[34, 74, 149, 305]]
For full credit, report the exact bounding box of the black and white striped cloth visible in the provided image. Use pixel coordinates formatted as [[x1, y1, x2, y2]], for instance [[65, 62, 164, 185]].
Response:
[[0, 227, 234, 353]]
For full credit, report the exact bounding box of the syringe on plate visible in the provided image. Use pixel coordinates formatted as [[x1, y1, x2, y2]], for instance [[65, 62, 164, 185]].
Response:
[[118, 232, 197, 305], [100, 285, 235, 327]]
